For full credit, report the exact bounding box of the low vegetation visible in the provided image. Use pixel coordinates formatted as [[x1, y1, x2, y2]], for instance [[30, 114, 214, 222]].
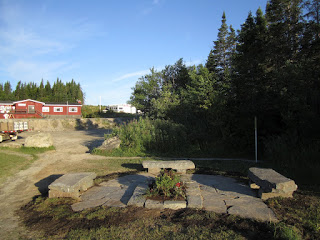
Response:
[[0, 146, 54, 184]]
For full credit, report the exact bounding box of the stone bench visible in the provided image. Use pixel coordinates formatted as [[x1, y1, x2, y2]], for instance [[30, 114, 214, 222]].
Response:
[[248, 167, 298, 200], [48, 172, 97, 200], [142, 160, 195, 175]]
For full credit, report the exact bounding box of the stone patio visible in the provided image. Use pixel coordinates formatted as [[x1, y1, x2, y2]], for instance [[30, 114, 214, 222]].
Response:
[[71, 173, 278, 222]]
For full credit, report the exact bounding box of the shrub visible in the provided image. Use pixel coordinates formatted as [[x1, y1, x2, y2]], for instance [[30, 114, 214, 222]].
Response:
[[107, 117, 189, 156]]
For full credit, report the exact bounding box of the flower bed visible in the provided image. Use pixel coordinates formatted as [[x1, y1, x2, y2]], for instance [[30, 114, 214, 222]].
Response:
[[146, 169, 186, 201]]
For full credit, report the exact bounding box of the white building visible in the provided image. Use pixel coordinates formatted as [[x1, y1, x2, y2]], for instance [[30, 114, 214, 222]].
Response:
[[106, 104, 137, 114]]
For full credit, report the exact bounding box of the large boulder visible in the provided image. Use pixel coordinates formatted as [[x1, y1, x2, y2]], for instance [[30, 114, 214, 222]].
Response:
[[98, 136, 121, 150], [24, 132, 54, 148]]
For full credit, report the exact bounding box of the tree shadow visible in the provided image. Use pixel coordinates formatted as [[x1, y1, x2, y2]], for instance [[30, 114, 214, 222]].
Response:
[[121, 163, 144, 171], [75, 119, 99, 130], [34, 174, 63, 196]]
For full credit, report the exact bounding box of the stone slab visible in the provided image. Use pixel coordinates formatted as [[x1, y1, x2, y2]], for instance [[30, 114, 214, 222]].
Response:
[[248, 167, 297, 193], [127, 183, 148, 207], [228, 204, 278, 222], [202, 197, 227, 214], [259, 189, 294, 200], [103, 199, 126, 208], [164, 200, 187, 210], [145, 199, 164, 209], [49, 189, 80, 200], [80, 186, 116, 201], [48, 172, 96, 199], [187, 195, 202, 209], [142, 160, 195, 174]]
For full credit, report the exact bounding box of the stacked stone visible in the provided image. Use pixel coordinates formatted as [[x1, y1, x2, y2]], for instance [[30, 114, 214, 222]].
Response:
[[248, 167, 298, 200]]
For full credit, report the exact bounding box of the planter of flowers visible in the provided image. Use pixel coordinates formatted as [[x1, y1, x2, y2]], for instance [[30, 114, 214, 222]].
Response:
[[144, 169, 187, 209]]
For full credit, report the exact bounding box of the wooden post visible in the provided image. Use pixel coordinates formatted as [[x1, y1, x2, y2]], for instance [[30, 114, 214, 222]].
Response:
[[255, 116, 258, 163]]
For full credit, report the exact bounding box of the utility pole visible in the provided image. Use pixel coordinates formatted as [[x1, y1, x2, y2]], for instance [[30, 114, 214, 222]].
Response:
[[255, 116, 258, 163]]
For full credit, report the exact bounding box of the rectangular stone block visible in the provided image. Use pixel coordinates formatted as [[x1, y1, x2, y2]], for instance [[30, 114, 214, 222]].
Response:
[[248, 168, 297, 193], [187, 195, 202, 209], [145, 199, 164, 209], [142, 160, 195, 174], [48, 189, 81, 200], [48, 172, 97, 199], [258, 189, 294, 200], [164, 200, 186, 210]]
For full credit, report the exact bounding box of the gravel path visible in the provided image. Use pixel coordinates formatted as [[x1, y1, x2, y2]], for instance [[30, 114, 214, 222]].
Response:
[[0, 130, 108, 239]]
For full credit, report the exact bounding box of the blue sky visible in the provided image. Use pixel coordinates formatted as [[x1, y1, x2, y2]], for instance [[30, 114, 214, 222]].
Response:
[[0, 0, 268, 105]]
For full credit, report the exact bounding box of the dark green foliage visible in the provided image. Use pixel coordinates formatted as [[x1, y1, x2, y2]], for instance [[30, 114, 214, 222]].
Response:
[[128, 0, 320, 182], [0, 78, 84, 103]]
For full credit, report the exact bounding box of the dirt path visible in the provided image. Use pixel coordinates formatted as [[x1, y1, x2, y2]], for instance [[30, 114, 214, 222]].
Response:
[[0, 130, 109, 239]]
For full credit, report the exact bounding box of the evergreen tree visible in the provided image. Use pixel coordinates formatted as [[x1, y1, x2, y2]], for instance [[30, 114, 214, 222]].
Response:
[[206, 12, 236, 84], [4, 81, 13, 100], [0, 83, 4, 100]]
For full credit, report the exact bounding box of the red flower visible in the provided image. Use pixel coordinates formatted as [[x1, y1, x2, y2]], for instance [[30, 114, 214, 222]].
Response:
[[176, 182, 181, 188]]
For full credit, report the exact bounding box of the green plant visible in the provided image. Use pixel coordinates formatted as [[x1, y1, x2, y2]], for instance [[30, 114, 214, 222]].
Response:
[[146, 169, 186, 200], [272, 222, 302, 240], [98, 117, 189, 157]]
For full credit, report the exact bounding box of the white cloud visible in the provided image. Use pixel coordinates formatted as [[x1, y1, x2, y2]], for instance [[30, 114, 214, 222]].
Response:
[[112, 69, 151, 82]]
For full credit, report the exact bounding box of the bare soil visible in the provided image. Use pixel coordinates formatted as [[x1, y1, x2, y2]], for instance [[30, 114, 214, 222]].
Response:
[[0, 129, 109, 239]]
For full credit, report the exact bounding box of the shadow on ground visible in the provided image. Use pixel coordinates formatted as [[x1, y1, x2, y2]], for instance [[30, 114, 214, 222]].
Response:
[[35, 174, 63, 196]]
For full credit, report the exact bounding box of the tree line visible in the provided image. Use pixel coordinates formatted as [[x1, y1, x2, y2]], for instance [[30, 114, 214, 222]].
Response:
[[129, 0, 320, 163], [0, 78, 85, 104]]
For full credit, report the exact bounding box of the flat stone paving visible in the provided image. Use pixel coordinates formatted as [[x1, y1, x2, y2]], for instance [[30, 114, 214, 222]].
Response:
[[71, 173, 278, 222]]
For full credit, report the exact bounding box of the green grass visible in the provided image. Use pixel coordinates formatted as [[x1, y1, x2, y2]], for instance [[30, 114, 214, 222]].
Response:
[[0, 146, 55, 184], [0, 152, 31, 183]]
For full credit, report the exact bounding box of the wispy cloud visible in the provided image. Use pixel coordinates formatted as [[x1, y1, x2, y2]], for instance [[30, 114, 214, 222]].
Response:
[[112, 69, 151, 82], [141, 0, 164, 15], [6, 60, 76, 83], [0, 1, 101, 85]]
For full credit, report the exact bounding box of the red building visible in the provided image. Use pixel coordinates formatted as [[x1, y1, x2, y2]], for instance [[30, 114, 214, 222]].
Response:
[[0, 99, 82, 119]]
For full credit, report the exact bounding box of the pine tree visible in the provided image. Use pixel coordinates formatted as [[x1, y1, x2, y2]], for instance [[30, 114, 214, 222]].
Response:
[[0, 83, 4, 100], [206, 12, 236, 83], [4, 81, 13, 100]]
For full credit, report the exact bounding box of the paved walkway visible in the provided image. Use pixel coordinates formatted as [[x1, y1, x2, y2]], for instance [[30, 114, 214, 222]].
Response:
[[71, 173, 277, 222]]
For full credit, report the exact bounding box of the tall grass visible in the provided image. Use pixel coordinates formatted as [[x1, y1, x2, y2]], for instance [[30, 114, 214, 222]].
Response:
[[102, 117, 189, 156]]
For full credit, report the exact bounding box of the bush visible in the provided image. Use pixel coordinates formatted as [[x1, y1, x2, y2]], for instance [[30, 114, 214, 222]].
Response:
[[105, 117, 189, 156]]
